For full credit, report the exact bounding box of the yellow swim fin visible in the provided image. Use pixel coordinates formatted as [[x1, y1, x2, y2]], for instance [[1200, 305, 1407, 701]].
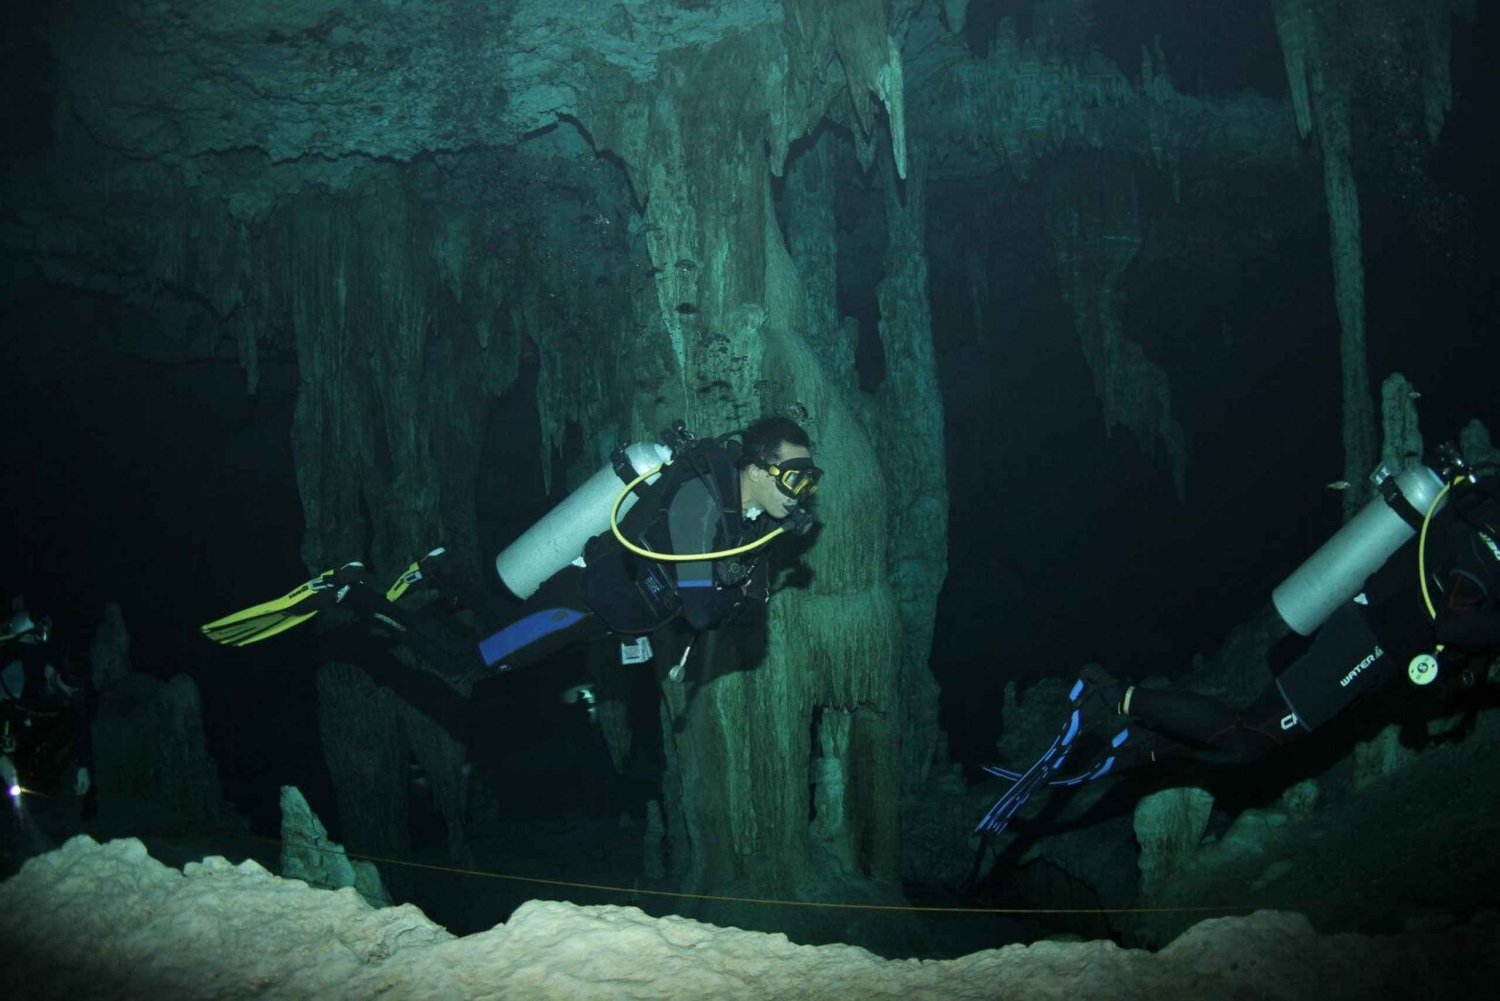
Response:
[[385, 547, 447, 602], [201, 562, 366, 647]]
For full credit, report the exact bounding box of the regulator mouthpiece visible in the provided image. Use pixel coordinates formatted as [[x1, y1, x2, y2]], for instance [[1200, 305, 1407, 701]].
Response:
[[784, 507, 816, 537]]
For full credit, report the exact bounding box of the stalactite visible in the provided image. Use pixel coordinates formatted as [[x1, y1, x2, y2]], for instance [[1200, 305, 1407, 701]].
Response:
[[1271, 0, 1475, 515], [827, 1, 911, 179], [1272, 0, 1376, 519], [940, 0, 970, 36], [569, 3, 912, 910], [1417, 0, 1477, 144], [785, 133, 857, 385], [1318, 89, 1377, 521], [515, 208, 653, 499], [1046, 173, 1188, 500], [281, 176, 446, 575], [874, 151, 949, 793], [1273, 0, 1316, 140], [1140, 39, 1184, 203], [958, 23, 1135, 182], [904, 0, 1297, 196], [1419, 4, 1455, 144]]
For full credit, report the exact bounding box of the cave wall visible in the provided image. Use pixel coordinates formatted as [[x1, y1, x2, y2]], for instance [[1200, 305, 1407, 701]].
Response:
[[3, 0, 1491, 948], [8, 0, 928, 922]]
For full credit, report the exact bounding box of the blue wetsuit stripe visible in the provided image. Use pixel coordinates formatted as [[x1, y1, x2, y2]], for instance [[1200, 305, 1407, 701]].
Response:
[[479, 608, 588, 667]]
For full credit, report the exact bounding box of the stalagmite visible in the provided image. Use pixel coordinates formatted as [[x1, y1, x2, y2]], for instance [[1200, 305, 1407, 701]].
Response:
[[279, 785, 391, 907], [316, 664, 414, 899], [1379, 372, 1424, 473]]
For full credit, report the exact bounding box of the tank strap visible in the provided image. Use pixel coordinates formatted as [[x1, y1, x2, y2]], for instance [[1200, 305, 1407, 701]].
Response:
[[610, 443, 638, 485], [611, 442, 664, 506], [702, 445, 744, 534], [1379, 474, 1426, 530]]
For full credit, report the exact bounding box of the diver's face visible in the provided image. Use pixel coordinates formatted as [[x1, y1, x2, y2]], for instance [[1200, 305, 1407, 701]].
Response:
[[745, 442, 814, 520]]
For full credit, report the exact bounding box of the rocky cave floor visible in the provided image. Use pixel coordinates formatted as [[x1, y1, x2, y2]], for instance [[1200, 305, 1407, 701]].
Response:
[[1173, 736, 1500, 936], [5, 721, 1499, 952]]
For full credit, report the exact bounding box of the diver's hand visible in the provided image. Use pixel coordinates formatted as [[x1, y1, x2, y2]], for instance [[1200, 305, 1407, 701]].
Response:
[[0, 754, 16, 793], [74, 766, 91, 797]]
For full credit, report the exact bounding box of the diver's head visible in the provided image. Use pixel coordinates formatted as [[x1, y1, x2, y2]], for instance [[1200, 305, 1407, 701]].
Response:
[[738, 416, 821, 521], [2, 604, 48, 646]]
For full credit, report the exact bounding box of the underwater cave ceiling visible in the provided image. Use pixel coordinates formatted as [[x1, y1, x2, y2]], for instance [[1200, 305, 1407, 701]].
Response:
[[19, 0, 1325, 506], [10, 0, 1459, 772], [9, 8, 1470, 670], [38, 0, 1307, 260]]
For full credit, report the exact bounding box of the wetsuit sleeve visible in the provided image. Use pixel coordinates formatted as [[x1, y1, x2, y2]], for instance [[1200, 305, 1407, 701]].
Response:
[[668, 478, 728, 631]]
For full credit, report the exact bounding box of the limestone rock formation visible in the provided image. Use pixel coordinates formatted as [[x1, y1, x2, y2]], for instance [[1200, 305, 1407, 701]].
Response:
[[5, 0, 1490, 964], [3, 836, 1500, 1000], [1379, 372, 1425, 474], [280, 784, 390, 908], [1271, 0, 1475, 517], [87, 603, 241, 833], [1133, 786, 1214, 899], [314, 661, 475, 900]]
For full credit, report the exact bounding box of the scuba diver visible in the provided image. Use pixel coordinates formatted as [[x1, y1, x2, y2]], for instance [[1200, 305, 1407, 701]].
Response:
[[200, 416, 823, 685], [2, 599, 94, 814], [976, 441, 1500, 838]]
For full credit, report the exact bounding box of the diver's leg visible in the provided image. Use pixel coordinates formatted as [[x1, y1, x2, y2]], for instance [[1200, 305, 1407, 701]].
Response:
[[1125, 687, 1241, 742], [384, 553, 617, 674], [472, 567, 614, 672], [337, 583, 483, 680], [1126, 685, 1298, 765]]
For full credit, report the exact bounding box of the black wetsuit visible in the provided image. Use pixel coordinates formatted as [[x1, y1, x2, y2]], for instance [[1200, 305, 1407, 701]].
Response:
[[1128, 477, 1500, 765], [357, 442, 772, 679], [1, 642, 93, 803]]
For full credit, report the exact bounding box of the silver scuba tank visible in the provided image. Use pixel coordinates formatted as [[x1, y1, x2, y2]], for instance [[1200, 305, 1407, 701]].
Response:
[[1272, 463, 1448, 636], [494, 441, 673, 599]]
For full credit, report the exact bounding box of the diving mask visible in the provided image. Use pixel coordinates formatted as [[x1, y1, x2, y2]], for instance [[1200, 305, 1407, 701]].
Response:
[[766, 457, 823, 500]]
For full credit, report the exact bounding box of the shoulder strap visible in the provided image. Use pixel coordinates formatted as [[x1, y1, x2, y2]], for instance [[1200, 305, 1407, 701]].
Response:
[[691, 440, 746, 542]]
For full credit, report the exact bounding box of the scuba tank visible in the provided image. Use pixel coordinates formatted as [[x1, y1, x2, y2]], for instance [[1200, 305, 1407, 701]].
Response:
[[494, 441, 673, 600], [1272, 462, 1448, 636]]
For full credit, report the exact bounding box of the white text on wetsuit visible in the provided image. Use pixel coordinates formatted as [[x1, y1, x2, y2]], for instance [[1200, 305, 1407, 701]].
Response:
[[1339, 645, 1384, 688]]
